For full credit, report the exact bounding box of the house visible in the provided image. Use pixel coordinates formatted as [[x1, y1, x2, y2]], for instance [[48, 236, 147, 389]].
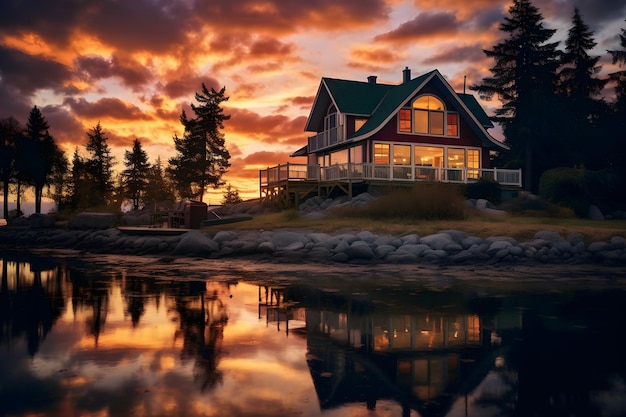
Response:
[[260, 68, 521, 207]]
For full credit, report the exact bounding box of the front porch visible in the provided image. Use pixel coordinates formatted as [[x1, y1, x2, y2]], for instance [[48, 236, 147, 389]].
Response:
[[259, 163, 522, 208]]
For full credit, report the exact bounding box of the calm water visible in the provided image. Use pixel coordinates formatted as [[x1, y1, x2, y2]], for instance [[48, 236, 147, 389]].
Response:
[[1, 255, 626, 417]]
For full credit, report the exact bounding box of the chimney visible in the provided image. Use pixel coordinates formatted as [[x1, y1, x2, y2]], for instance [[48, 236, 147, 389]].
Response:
[[367, 75, 377, 84], [403, 67, 411, 83]]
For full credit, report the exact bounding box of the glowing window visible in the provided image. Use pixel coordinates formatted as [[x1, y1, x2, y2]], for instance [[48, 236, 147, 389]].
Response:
[[393, 145, 411, 165], [374, 143, 389, 164], [399, 109, 412, 132]]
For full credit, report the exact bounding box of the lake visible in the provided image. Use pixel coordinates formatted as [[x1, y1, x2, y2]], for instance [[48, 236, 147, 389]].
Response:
[[1, 253, 626, 417]]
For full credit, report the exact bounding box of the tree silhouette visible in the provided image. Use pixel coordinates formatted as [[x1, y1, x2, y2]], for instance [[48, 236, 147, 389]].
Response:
[[85, 122, 115, 206], [168, 84, 231, 202], [556, 8, 608, 169], [121, 138, 150, 210], [471, 0, 560, 192], [0, 117, 22, 219], [143, 156, 175, 206]]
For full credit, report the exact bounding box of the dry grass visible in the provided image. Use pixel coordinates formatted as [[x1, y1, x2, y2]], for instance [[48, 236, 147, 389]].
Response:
[[204, 209, 626, 244]]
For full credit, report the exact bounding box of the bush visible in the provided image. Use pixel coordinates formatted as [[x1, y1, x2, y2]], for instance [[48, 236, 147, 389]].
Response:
[[334, 182, 466, 220], [539, 167, 625, 217], [498, 193, 574, 217], [539, 168, 588, 217], [465, 179, 502, 204]]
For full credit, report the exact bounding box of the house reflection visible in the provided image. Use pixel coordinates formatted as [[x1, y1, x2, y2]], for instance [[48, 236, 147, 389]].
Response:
[[257, 284, 516, 417]]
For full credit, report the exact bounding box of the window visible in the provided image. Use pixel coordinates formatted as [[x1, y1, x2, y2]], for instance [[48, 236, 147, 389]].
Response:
[[355, 118, 367, 132], [374, 143, 389, 164], [467, 149, 480, 179], [448, 148, 465, 168], [325, 105, 337, 130], [400, 95, 459, 137], [350, 145, 363, 163], [330, 149, 348, 165], [399, 109, 412, 132], [447, 113, 458, 136], [414, 146, 443, 167], [393, 145, 411, 165]]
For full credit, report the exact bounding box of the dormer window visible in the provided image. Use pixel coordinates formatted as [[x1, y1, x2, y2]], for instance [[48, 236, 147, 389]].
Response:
[[398, 94, 458, 137]]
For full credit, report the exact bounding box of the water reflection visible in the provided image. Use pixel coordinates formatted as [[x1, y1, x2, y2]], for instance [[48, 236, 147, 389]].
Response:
[[1, 256, 626, 417]]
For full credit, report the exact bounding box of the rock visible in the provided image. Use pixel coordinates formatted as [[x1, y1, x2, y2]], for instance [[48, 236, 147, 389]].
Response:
[[374, 244, 396, 258], [213, 230, 238, 244], [610, 236, 626, 249], [271, 231, 309, 250], [28, 214, 55, 228], [69, 212, 116, 229], [345, 241, 375, 260], [588, 205, 604, 220], [173, 231, 219, 255], [588, 241, 611, 253], [420, 233, 455, 250], [534, 230, 562, 242]]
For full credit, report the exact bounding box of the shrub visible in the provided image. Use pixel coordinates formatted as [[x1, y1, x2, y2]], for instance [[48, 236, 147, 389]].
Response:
[[334, 182, 466, 220], [498, 193, 574, 217], [465, 179, 502, 204], [539, 168, 588, 217]]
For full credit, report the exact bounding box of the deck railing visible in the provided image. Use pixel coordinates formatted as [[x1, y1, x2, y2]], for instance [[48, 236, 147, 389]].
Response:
[[260, 163, 522, 187]]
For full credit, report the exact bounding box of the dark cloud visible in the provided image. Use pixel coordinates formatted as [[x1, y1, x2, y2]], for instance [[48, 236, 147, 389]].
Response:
[[75, 55, 153, 91], [64, 97, 152, 121], [375, 11, 460, 42], [193, 0, 391, 33], [422, 43, 487, 65], [0, 46, 72, 96], [161, 76, 222, 100], [535, 0, 626, 27], [226, 109, 305, 139], [39, 104, 86, 148]]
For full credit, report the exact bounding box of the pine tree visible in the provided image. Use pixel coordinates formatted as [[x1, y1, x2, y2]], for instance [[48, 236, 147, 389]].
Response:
[[471, 0, 560, 192], [143, 156, 175, 206], [24, 106, 60, 213], [121, 138, 150, 210], [85, 122, 115, 206], [0, 117, 22, 219], [168, 84, 231, 202], [557, 8, 608, 169], [221, 183, 242, 205], [607, 21, 626, 171]]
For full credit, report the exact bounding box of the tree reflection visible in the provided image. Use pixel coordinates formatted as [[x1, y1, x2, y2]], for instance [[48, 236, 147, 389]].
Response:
[[69, 268, 110, 346], [174, 280, 230, 392], [0, 259, 65, 356]]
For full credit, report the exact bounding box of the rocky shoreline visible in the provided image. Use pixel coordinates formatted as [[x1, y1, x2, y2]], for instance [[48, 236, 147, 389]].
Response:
[[2, 224, 626, 266]]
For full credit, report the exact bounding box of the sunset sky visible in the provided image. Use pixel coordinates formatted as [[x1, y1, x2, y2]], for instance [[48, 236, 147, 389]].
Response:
[[1, 0, 625, 203]]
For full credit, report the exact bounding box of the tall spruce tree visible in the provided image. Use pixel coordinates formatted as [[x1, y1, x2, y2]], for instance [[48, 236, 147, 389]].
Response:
[[25, 106, 60, 213], [557, 8, 608, 169], [85, 122, 115, 206], [607, 21, 626, 171], [0, 117, 22, 219], [121, 138, 150, 210], [144, 156, 175, 205], [471, 0, 560, 192], [168, 84, 231, 202]]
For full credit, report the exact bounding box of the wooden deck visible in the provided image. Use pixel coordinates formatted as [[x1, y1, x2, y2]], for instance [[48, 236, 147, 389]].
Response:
[[259, 163, 522, 208]]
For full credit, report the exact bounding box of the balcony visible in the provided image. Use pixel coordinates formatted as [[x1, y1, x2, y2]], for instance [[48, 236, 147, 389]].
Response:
[[260, 163, 522, 188], [308, 127, 345, 152]]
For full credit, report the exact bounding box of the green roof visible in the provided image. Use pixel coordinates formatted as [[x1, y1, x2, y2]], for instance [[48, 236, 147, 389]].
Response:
[[304, 69, 506, 151]]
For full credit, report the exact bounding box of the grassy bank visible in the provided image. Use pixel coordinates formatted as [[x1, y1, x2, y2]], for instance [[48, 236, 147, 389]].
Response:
[[203, 209, 626, 244]]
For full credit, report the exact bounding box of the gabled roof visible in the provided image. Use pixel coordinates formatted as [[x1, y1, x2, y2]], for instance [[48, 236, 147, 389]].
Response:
[[304, 69, 507, 151]]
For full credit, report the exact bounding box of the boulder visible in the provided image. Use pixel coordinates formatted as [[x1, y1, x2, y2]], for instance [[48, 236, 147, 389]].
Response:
[[172, 230, 219, 255], [69, 212, 116, 229]]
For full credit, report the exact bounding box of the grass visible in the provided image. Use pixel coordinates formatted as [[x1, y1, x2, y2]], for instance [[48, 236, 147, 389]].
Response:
[[203, 209, 626, 244]]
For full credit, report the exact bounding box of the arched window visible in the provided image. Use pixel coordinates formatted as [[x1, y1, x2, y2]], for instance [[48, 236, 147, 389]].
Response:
[[399, 95, 458, 137], [325, 105, 337, 131]]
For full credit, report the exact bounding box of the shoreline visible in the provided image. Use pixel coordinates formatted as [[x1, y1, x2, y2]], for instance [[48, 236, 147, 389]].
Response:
[[2, 224, 626, 268]]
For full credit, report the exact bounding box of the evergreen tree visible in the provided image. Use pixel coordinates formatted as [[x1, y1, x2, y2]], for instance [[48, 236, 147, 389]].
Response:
[[24, 106, 60, 213], [121, 138, 150, 210], [221, 183, 242, 205], [85, 122, 115, 206], [607, 20, 626, 110], [168, 84, 231, 202], [471, 0, 560, 192], [557, 8, 608, 169], [607, 21, 626, 170], [47, 147, 69, 210], [0, 117, 22, 219], [143, 156, 175, 206]]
